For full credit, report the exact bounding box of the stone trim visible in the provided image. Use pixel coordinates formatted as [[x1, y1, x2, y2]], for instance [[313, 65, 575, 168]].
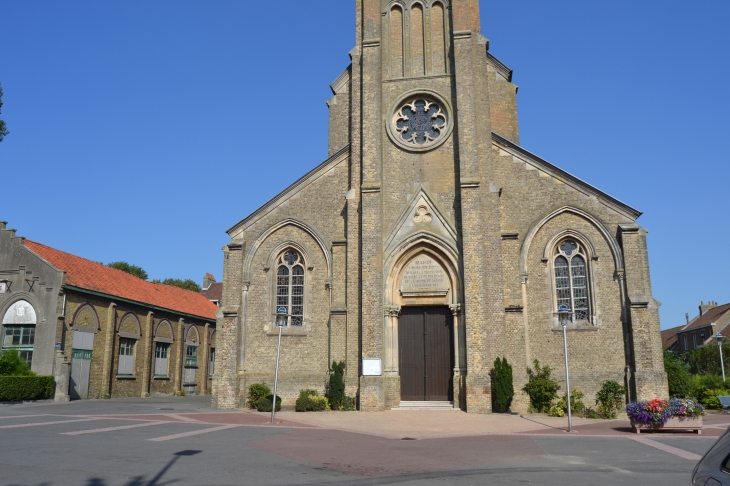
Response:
[[501, 231, 519, 240], [486, 52, 512, 82], [460, 178, 480, 188], [492, 133, 642, 220], [329, 65, 352, 95], [70, 302, 100, 330]]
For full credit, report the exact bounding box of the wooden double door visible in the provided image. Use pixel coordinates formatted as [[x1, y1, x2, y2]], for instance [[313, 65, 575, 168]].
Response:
[[398, 306, 454, 401]]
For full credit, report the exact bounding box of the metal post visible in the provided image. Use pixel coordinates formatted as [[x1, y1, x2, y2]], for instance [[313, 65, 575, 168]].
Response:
[[562, 322, 573, 433], [717, 332, 726, 383], [271, 325, 283, 424]]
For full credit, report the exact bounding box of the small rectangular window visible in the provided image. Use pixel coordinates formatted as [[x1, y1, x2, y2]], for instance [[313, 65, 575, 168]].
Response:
[[185, 345, 198, 367], [154, 343, 169, 376], [684, 335, 688, 351], [693, 334, 697, 349], [209, 347, 215, 377], [118, 337, 136, 375]]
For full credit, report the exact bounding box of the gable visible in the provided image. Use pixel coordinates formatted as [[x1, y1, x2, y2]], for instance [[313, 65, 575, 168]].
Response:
[[492, 133, 641, 221], [227, 145, 350, 237]]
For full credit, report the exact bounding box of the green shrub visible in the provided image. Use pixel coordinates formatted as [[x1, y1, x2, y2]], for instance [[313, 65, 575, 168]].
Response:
[[327, 361, 346, 410], [492, 357, 514, 413], [0, 376, 55, 401], [295, 389, 328, 412], [0, 349, 34, 376], [699, 389, 727, 409], [523, 360, 560, 413], [255, 395, 282, 412], [340, 395, 356, 411], [595, 380, 625, 419], [664, 350, 692, 398], [549, 404, 565, 417], [248, 383, 272, 409], [555, 389, 586, 415]]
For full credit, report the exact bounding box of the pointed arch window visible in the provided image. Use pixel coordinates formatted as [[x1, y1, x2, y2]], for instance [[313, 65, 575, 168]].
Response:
[[276, 250, 305, 326], [553, 240, 590, 322]]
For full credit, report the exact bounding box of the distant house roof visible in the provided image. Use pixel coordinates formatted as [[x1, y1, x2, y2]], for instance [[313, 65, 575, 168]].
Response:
[[25, 240, 217, 321], [661, 325, 685, 349], [201, 282, 223, 303], [680, 303, 730, 332]]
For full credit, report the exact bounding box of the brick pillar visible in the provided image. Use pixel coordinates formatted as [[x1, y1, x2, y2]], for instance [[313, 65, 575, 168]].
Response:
[[100, 303, 116, 399], [200, 323, 210, 394], [140, 311, 153, 397], [174, 318, 185, 393], [212, 307, 240, 409], [619, 224, 668, 400]]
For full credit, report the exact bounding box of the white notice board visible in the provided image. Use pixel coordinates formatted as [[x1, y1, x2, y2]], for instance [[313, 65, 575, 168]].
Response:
[[362, 358, 382, 376]]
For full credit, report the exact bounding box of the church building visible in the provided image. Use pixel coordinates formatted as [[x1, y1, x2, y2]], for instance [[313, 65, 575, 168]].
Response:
[[213, 0, 667, 412]]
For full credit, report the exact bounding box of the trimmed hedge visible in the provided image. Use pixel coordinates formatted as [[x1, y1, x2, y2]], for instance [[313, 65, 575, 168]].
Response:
[[0, 376, 55, 401], [296, 389, 329, 412], [255, 395, 281, 412]]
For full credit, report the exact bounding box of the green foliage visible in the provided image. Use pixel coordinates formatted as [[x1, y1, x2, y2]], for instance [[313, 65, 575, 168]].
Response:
[[295, 389, 328, 412], [699, 389, 725, 409], [248, 383, 272, 409], [152, 278, 201, 292], [688, 343, 730, 376], [255, 395, 281, 412], [0, 84, 8, 142], [594, 380, 626, 419], [549, 404, 565, 417], [327, 361, 346, 410], [492, 357, 514, 413], [340, 395, 356, 411], [0, 349, 34, 376], [524, 360, 560, 413], [107, 262, 148, 280], [0, 376, 54, 401], [664, 350, 692, 398], [553, 389, 586, 416], [688, 374, 730, 401]]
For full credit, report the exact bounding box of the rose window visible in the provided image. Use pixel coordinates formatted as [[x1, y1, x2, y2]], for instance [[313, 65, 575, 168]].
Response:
[[393, 98, 447, 148]]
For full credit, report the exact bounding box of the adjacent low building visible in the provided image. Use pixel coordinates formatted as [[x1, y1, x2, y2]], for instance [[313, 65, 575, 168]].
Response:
[[665, 301, 730, 354], [0, 222, 218, 400]]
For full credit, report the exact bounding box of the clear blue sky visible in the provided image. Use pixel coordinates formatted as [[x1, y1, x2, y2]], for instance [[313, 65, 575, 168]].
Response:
[[2, 1, 728, 329]]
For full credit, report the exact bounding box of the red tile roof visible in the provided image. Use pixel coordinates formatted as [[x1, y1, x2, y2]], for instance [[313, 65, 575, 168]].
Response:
[[25, 240, 217, 321], [661, 325, 685, 349], [682, 303, 730, 332], [201, 282, 223, 302]]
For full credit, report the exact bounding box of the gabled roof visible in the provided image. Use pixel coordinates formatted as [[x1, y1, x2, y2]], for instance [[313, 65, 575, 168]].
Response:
[[680, 302, 730, 332], [661, 324, 685, 349], [491, 133, 642, 220], [227, 144, 350, 236], [201, 282, 223, 302], [24, 240, 217, 321]]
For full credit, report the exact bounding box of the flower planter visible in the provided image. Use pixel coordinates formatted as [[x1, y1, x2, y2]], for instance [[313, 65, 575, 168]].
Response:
[[631, 416, 703, 434]]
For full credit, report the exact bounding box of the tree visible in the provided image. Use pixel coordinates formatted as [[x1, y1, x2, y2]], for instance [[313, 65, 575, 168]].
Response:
[[664, 350, 691, 398], [107, 262, 148, 280], [0, 349, 34, 376], [0, 84, 8, 142], [153, 278, 201, 292], [492, 356, 514, 413], [327, 361, 346, 410], [688, 344, 730, 376]]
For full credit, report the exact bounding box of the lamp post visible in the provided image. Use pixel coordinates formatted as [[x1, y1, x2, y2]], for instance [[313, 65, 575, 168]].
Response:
[[271, 306, 287, 424], [716, 332, 726, 383], [557, 304, 573, 433]]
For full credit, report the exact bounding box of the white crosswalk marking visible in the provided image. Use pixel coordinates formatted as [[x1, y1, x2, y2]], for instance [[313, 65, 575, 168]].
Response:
[[0, 418, 100, 429], [147, 424, 240, 441], [62, 421, 169, 435], [631, 436, 702, 461]]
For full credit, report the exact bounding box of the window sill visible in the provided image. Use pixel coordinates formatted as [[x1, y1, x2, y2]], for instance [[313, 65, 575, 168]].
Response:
[[265, 326, 309, 336], [551, 322, 598, 332], [153, 376, 170, 380], [116, 375, 136, 380]]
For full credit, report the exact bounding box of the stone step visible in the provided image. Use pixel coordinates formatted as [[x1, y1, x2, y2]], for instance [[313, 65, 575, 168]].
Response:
[[392, 401, 456, 410]]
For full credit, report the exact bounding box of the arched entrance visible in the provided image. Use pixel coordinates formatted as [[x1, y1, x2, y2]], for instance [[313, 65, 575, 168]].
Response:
[[383, 240, 464, 407]]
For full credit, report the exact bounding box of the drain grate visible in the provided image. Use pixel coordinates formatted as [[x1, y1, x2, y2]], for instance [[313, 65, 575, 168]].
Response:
[[400, 437, 416, 440], [158, 408, 175, 411]]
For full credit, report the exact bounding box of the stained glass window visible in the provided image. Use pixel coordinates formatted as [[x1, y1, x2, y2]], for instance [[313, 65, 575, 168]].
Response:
[[276, 250, 305, 326], [553, 240, 591, 322], [394, 98, 447, 147]]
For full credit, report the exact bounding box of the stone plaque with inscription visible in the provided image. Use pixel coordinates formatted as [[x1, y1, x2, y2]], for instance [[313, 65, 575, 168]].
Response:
[[400, 255, 449, 297]]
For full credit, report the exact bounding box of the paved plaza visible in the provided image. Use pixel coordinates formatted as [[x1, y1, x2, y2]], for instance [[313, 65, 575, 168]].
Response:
[[0, 396, 724, 485]]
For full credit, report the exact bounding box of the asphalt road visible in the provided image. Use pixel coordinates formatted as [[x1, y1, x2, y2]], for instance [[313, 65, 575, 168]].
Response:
[[0, 396, 716, 486]]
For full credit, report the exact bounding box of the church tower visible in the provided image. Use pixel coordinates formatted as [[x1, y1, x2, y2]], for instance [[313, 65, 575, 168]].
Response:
[[214, 1, 667, 413]]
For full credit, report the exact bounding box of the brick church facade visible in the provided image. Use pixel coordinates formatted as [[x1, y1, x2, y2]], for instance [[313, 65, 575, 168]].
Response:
[[213, 0, 667, 412]]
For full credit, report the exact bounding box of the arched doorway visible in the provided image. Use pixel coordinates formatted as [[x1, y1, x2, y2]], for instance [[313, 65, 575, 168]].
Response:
[[384, 241, 464, 406]]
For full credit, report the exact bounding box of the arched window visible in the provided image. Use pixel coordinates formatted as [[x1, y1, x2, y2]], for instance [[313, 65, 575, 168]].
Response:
[[275, 250, 305, 326], [553, 240, 590, 321]]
